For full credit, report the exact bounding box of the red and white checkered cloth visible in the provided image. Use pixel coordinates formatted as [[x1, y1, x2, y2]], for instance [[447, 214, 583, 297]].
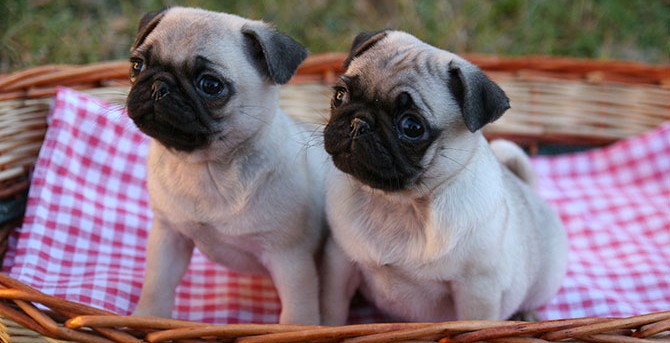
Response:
[[3, 88, 669, 323], [532, 123, 670, 319]]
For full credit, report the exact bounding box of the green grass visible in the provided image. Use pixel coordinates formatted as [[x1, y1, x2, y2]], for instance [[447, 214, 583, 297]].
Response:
[[1, 0, 668, 73]]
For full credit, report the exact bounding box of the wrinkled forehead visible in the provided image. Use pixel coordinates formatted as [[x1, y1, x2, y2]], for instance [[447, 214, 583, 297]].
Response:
[[344, 33, 459, 114], [135, 8, 250, 65]]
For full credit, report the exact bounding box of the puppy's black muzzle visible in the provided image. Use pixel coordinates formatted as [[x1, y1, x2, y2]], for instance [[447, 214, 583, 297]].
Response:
[[127, 73, 213, 152]]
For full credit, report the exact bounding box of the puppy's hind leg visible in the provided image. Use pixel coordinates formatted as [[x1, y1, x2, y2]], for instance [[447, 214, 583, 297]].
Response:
[[490, 139, 536, 188], [452, 276, 504, 320]]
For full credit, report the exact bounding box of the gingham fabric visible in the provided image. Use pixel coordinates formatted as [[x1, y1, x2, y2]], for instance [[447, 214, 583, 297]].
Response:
[[532, 123, 670, 319], [3, 88, 669, 323]]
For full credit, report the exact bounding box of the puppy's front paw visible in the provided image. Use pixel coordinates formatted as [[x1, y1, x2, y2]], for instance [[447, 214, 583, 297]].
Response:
[[320, 308, 348, 327], [132, 300, 173, 318], [279, 309, 320, 326], [508, 310, 540, 322]]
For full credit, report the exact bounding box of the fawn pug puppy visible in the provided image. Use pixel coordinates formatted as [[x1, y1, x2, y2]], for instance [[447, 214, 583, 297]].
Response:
[[126, 7, 326, 324], [320, 30, 568, 324]]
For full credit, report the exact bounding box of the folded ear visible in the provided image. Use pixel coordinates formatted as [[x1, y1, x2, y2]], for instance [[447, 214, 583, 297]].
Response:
[[132, 8, 168, 50], [241, 24, 308, 84], [343, 30, 389, 69], [448, 59, 510, 132]]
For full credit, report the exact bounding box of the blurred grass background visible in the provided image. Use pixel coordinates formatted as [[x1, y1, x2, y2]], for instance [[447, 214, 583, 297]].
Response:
[[1, 0, 668, 74]]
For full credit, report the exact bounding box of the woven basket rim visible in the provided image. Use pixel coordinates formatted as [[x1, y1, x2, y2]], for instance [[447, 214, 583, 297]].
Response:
[[2, 52, 670, 92], [1, 53, 670, 341], [0, 273, 668, 342], [1, 52, 669, 200]]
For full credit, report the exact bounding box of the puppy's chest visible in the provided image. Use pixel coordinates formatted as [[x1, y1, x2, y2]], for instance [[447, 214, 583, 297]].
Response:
[[341, 214, 457, 278], [358, 247, 455, 284], [148, 162, 255, 227]]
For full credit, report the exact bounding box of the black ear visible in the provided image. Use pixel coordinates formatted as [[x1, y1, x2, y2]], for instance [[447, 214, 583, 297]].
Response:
[[342, 30, 389, 69], [448, 59, 510, 132], [131, 8, 168, 50], [241, 24, 308, 84]]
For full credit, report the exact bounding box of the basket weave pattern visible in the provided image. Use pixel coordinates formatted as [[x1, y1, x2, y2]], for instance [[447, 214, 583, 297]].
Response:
[[0, 272, 669, 342], [0, 53, 669, 342], [2, 53, 669, 199]]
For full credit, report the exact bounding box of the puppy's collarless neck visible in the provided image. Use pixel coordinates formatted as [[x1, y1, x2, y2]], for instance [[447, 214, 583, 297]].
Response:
[[357, 180, 432, 207]]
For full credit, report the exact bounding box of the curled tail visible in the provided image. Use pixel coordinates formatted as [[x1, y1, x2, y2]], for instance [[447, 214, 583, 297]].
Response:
[[490, 139, 536, 188]]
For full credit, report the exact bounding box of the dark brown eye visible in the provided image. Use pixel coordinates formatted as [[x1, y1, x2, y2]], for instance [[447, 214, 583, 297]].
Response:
[[129, 58, 144, 83], [332, 87, 348, 107], [198, 74, 226, 97], [132, 60, 143, 72], [398, 114, 425, 140]]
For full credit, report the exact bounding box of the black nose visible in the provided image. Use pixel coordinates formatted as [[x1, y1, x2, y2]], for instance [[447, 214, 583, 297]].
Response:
[[350, 117, 371, 138], [151, 80, 170, 101]]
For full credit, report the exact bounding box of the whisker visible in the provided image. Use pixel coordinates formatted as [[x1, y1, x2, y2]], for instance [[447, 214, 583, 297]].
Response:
[[238, 109, 272, 126], [439, 146, 474, 153]]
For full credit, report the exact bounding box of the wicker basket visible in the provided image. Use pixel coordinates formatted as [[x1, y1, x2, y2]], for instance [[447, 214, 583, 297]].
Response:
[[0, 53, 669, 342]]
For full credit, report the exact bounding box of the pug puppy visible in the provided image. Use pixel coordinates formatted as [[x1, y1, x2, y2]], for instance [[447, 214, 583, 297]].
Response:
[[320, 30, 568, 324], [126, 7, 326, 325]]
